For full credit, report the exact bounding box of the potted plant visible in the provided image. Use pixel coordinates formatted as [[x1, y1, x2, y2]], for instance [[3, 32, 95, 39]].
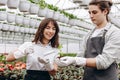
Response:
[[37, 0, 48, 17], [0, 0, 7, 6], [15, 14, 23, 25], [2, 24, 9, 31], [7, 12, 16, 23], [19, 0, 31, 12], [29, 3, 39, 15], [29, 19, 37, 28], [0, 11, 7, 21], [23, 17, 30, 26], [7, 0, 20, 9]]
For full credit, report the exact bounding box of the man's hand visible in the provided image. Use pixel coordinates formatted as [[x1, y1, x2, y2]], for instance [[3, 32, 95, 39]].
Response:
[[55, 56, 75, 67], [55, 56, 86, 67]]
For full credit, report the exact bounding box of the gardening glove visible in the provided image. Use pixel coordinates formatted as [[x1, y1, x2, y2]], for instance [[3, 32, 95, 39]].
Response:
[[60, 56, 86, 66], [55, 57, 70, 67], [38, 57, 54, 71]]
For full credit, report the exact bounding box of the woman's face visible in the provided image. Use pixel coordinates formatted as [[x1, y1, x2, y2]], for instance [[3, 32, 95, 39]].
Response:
[[43, 21, 56, 43], [88, 5, 107, 25]]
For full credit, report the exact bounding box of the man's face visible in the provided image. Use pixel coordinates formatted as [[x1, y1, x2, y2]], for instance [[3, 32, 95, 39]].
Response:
[[88, 5, 107, 25]]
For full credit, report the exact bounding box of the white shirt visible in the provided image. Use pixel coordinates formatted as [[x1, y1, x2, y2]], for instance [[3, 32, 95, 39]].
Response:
[[91, 27, 105, 37], [13, 42, 58, 70], [77, 22, 120, 69]]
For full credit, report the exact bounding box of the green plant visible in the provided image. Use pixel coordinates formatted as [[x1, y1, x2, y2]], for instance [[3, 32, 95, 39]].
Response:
[[0, 55, 26, 80], [0, 8, 6, 11]]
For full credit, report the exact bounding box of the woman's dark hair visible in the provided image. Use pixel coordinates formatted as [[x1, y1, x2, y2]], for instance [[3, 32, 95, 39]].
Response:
[[32, 18, 59, 48], [89, 0, 113, 21]]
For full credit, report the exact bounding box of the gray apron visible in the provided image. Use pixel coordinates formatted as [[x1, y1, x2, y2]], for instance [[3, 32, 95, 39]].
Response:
[[83, 28, 118, 80]]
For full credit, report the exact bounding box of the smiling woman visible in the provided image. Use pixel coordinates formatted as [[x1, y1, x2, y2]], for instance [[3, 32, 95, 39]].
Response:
[[5, 18, 60, 80]]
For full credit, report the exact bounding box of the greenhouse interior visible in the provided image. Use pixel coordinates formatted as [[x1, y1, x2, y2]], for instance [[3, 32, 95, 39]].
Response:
[[0, 0, 120, 80]]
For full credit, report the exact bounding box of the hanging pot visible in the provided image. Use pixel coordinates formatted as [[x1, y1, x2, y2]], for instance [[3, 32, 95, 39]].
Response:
[[29, 19, 37, 28], [38, 8, 48, 17], [45, 9, 54, 18], [64, 16, 69, 24], [23, 17, 30, 26], [19, 1, 30, 12], [68, 19, 76, 26], [7, 0, 20, 9], [9, 25, 15, 31], [29, 3, 39, 15], [7, 13, 16, 23], [0, 0, 7, 6], [35, 21, 40, 28], [15, 15, 23, 25], [2, 24, 9, 31], [59, 14, 65, 23], [53, 11, 60, 21], [24, 27, 29, 34], [14, 26, 20, 32], [0, 11, 7, 21]]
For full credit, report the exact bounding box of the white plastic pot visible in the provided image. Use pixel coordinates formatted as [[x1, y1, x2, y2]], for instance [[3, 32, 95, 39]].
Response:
[[0, 0, 7, 6], [14, 26, 20, 32], [29, 3, 39, 15], [45, 9, 54, 18], [38, 8, 48, 17], [68, 19, 76, 26], [7, 0, 20, 9], [9, 25, 15, 31], [7, 13, 16, 23], [19, 27, 24, 33], [59, 14, 65, 23], [23, 17, 30, 26], [0, 23, 3, 30], [24, 28, 29, 34], [53, 11, 60, 21], [29, 19, 37, 28], [35, 21, 40, 28], [64, 16, 69, 24], [2, 24, 9, 31], [19, 1, 30, 12], [15, 15, 23, 25], [0, 11, 7, 21]]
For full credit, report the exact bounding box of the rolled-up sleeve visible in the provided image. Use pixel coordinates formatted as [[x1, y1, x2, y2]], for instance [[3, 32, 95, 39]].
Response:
[[14, 42, 32, 59], [96, 29, 120, 69]]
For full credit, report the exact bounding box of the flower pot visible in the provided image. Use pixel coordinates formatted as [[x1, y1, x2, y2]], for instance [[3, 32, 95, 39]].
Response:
[[14, 26, 20, 32], [53, 11, 60, 21], [38, 8, 48, 17], [15, 15, 23, 25], [29, 3, 39, 15], [45, 9, 54, 18], [24, 28, 29, 34], [2, 24, 9, 31], [35, 21, 40, 28], [7, 0, 20, 9], [29, 19, 37, 28], [19, 1, 30, 12], [23, 17, 30, 26], [0, 0, 7, 6], [59, 14, 65, 23], [0, 11, 7, 21], [9, 25, 15, 31], [20, 27, 25, 33], [7, 13, 16, 23], [64, 17, 69, 24], [0, 23, 3, 30], [29, 28, 36, 34], [68, 19, 76, 26]]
